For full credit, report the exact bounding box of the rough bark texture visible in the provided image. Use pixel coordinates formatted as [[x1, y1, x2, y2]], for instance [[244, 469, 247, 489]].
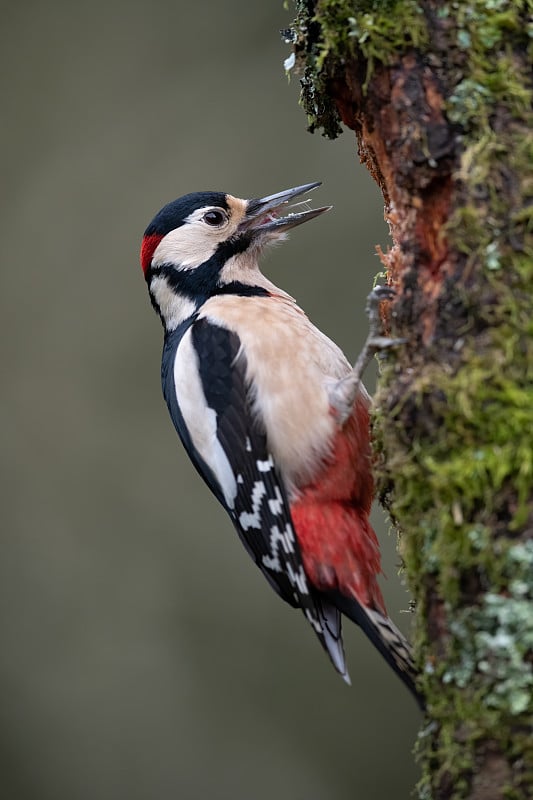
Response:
[[289, 2, 533, 798]]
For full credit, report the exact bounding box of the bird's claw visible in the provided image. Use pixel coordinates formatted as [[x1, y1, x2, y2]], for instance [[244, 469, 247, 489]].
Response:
[[332, 286, 404, 422], [365, 285, 397, 339], [366, 284, 396, 307], [364, 285, 406, 355], [369, 334, 407, 351]]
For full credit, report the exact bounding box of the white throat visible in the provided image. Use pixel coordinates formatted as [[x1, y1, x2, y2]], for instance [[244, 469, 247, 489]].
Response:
[[149, 275, 197, 331]]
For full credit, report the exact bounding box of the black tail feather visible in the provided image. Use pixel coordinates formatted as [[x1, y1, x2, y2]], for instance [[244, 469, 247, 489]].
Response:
[[306, 594, 351, 684], [324, 589, 425, 710]]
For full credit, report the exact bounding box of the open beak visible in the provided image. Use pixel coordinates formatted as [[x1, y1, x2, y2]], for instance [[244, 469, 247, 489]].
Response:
[[242, 182, 331, 235]]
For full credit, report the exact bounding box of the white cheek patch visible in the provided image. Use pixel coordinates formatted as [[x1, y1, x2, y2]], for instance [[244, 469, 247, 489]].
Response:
[[151, 206, 238, 270], [152, 226, 219, 270], [173, 331, 237, 508]]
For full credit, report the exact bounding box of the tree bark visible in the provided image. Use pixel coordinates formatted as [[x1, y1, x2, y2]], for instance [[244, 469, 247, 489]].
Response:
[[289, 2, 533, 798]]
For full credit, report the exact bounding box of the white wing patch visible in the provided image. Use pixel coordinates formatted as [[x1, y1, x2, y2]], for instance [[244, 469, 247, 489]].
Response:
[[173, 331, 237, 508]]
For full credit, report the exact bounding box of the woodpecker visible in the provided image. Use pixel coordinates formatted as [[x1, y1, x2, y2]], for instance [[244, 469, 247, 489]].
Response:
[[140, 182, 422, 707]]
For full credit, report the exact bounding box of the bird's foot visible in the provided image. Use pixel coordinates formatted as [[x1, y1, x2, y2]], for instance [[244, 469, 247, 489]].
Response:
[[329, 285, 405, 422], [363, 285, 406, 355]]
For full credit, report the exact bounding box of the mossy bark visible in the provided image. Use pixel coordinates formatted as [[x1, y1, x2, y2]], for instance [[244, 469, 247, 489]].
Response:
[[288, 2, 533, 798]]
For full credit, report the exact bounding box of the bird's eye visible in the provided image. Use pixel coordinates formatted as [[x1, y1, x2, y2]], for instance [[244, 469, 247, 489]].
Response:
[[203, 209, 227, 227]]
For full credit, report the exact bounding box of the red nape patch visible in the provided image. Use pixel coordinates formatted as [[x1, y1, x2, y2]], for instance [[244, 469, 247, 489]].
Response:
[[140, 234, 163, 275]]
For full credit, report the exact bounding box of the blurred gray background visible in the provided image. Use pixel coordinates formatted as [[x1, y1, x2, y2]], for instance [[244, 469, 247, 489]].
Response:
[[1, 2, 420, 798]]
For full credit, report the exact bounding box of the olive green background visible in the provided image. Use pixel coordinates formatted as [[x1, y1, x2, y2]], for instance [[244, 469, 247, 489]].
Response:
[[2, 2, 420, 798]]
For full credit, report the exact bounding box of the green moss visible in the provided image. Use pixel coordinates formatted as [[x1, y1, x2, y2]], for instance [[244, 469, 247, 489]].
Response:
[[375, 321, 533, 794], [439, 0, 532, 135], [292, 0, 532, 135], [292, 0, 429, 136], [375, 90, 531, 800], [346, 3, 428, 84]]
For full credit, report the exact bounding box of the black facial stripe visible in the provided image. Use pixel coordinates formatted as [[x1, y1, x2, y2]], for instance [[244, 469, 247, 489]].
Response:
[[217, 231, 253, 259], [155, 264, 268, 303], [215, 283, 269, 298], [155, 262, 219, 305], [150, 232, 262, 301]]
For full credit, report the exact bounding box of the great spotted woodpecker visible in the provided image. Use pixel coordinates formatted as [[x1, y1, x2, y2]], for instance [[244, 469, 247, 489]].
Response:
[[140, 182, 422, 707]]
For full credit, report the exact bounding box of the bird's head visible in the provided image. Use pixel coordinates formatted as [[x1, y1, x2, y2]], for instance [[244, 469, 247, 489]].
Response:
[[140, 182, 331, 330]]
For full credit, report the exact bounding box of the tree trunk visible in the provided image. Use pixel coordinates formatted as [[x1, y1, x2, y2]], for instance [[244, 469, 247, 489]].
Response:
[[289, 2, 533, 798]]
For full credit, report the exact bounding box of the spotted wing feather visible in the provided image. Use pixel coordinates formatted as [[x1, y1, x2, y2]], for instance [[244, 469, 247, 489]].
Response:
[[191, 318, 312, 604]]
